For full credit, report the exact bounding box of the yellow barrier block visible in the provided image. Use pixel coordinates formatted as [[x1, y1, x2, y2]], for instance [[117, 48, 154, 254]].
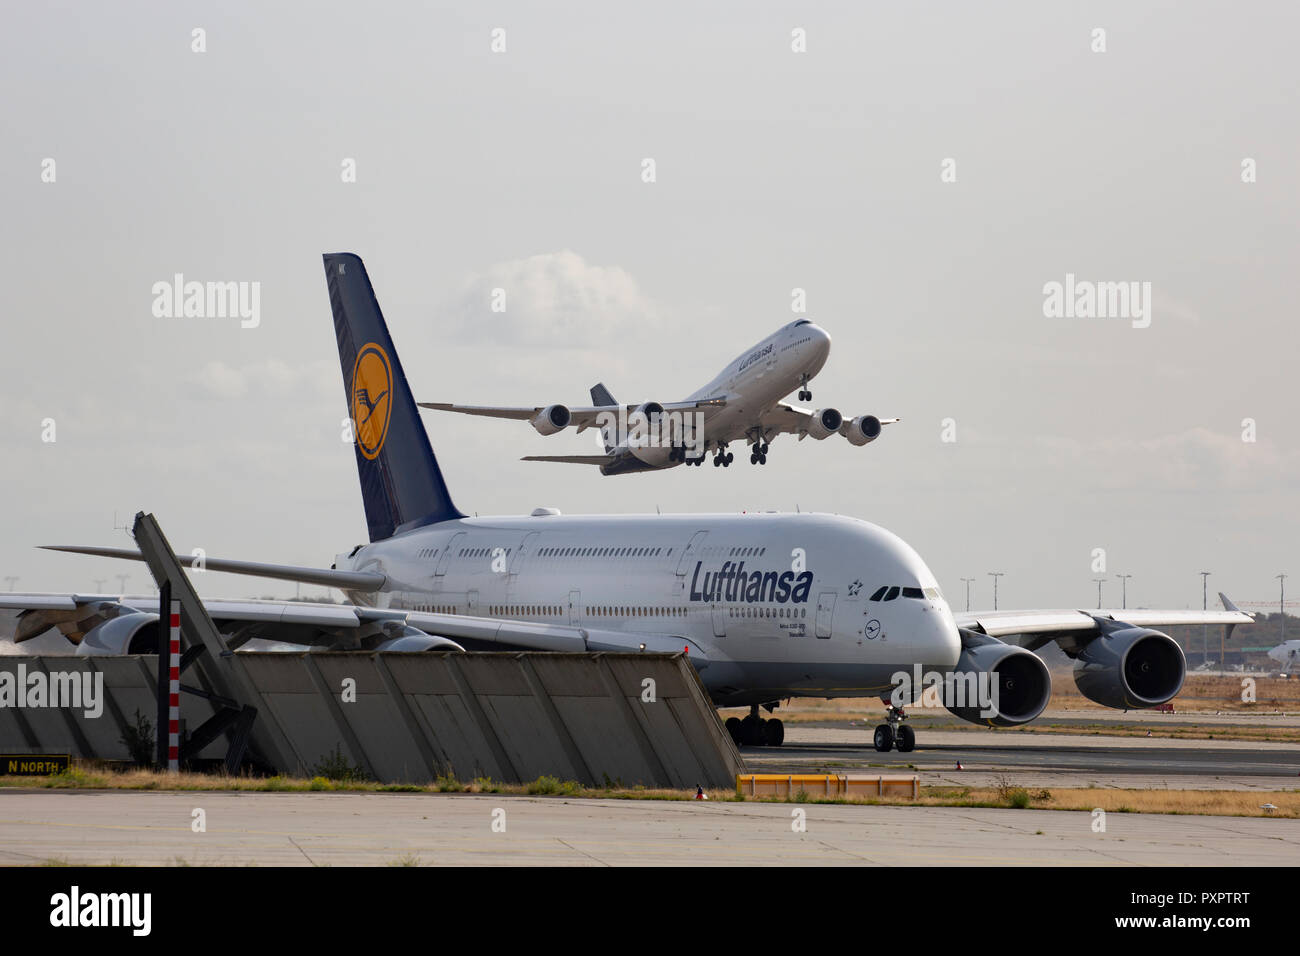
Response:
[[736, 773, 919, 798]]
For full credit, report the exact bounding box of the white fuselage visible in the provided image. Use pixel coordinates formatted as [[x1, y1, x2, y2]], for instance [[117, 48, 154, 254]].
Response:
[[618, 321, 832, 469], [337, 510, 961, 706], [1268, 640, 1300, 672]]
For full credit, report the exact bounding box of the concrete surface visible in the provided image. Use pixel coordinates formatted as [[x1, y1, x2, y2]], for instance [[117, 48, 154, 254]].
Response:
[[1, 790, 1296, 866]]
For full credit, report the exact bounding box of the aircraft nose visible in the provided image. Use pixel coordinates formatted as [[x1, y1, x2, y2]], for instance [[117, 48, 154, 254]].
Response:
[[811, 325, 831, 357], [921, 605, 962, 669]]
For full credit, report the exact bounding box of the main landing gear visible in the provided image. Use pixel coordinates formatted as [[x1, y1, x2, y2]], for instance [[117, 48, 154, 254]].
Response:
[[725, 704, 784, 747], [873, 705, 915, 753], [672, 444, 707, 466], [712, 445, 734, 467], [749, 441, 769, 465]]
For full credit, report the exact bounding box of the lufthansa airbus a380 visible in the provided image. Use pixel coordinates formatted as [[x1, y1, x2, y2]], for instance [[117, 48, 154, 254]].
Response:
[[4, 254, 1253, 751], [420, 319, 897, 474]]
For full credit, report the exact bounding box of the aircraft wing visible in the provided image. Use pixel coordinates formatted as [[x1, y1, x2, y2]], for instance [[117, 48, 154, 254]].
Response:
[[953, 593, 1253, 645], [519, 454, 615, 465], [0, 593, 454, 650], [1, 592, 708, 663], [419, 398, 725, 433], [759, 402, 900, 439]]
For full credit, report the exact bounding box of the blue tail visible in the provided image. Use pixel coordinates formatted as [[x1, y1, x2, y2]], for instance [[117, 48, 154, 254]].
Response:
[[324, 253, 464, 541]]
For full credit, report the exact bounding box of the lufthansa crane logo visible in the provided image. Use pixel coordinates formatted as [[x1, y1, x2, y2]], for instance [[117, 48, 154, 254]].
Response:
[[350, 342, 392, 460]]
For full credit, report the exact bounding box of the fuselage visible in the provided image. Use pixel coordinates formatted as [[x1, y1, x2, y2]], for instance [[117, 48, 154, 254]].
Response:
[[604, 319, 832, 474], [337, 510, 961, 706]]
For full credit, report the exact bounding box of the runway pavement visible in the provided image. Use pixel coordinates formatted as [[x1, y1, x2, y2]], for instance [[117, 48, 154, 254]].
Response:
[[741, 724, 1300, 790], [1, 789, 1298, 866]]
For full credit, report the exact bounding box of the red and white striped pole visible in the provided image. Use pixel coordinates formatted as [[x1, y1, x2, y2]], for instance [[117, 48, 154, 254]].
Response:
[[168, 600, 180, 772]]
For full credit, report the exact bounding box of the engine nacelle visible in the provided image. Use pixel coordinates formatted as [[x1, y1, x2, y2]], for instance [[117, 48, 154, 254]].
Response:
[[77, 612, 161, 656], [844, 415, 882, 446], [373, 627, 465, 653], [1073, 625, 1185, 709], [629, 401, 664, 432], [945, 638, 1052, 726], [530, 404, 571, 436], [806, 407, 843, 440]]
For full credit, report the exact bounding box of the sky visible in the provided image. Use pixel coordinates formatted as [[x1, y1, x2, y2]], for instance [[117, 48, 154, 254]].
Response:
[[1, 1, 1296, 617]]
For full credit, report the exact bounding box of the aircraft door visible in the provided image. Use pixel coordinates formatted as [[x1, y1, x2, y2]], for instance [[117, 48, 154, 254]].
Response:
[[815, 591, 836, 638], [711, 603, 727, 637], [435, 532, 466, 576], [568, 589, 581, 625], [675, 531, 708, 576]]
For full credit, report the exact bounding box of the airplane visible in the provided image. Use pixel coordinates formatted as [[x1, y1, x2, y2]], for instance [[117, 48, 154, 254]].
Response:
[[2, 253, 1254, 752], [419, 319, 898, 475], [1267, 639, 1299, 674]]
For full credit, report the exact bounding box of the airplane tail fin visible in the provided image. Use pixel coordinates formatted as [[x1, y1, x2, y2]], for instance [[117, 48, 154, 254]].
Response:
[[590, 382, 618, 452], [323, 253, 464, 542]]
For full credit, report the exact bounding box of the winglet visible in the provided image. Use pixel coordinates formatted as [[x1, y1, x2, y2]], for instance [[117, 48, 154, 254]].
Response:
[[1218, 591, 1248, 616], [1219, 591, 1253, 641]]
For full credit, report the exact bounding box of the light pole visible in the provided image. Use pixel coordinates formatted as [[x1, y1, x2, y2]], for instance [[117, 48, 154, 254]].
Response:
[[1093, 577, 1106, 609], [987, 572, 1004, 611], [960, 577, 975, 612], [1278, 574, 1288, 643], [1115, 573, 1131, 609], [93, 578, 107, 592], [116, 573, 130, 594], [1200, 571, 1211, 666]]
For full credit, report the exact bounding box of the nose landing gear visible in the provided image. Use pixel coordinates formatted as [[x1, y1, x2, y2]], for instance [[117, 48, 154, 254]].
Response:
[[797, 373, 812, 403], [873, 705, 914, 752]]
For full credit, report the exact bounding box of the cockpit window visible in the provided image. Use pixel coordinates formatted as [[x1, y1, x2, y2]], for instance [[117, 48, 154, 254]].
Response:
[[884, 586, 900, 601], [869, 586, 888, 601], [923, 587, 942, 601], [901, 586, 923, 599]]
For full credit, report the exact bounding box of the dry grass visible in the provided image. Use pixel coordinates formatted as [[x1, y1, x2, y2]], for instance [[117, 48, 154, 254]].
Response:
[[3, 763, 1296, 818]]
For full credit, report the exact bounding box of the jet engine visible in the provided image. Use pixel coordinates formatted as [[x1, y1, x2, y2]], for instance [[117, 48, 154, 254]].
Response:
[[373, 627, 465, 652], [530, 404, 571, 436], [1073, 624, 1185, 709], [843, 415, 882, 446], [945, 635, 1052, 726], [806, 407, 843, 440], [76, 612, 162, 656]]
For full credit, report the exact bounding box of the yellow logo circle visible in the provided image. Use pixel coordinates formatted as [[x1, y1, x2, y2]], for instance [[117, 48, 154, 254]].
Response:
[[350, 343, 392, 460]]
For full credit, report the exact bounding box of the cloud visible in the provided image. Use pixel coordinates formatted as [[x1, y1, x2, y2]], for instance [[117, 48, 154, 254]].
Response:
[[196, 359, 335, 400], [440, 250, 660, 346]]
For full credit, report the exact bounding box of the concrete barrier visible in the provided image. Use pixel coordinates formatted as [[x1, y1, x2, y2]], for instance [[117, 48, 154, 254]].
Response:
[[0, 652, 742, 789]]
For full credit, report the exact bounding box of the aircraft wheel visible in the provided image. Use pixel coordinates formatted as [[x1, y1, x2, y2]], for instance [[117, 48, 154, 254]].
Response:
[[740, 714, 765, 747], [758, 453, 767, 465], [760, 442, 769, 454], [873, 724, 895, 752], [763, 718, 785, 747], [725, 717, 742, 745], [896, 724, 915, 752], [750, 453, 758, 465], [713, 456, 721, 467]]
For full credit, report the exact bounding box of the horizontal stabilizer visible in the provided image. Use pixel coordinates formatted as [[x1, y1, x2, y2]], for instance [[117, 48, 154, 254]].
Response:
[[39, 545, 386, 592]]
